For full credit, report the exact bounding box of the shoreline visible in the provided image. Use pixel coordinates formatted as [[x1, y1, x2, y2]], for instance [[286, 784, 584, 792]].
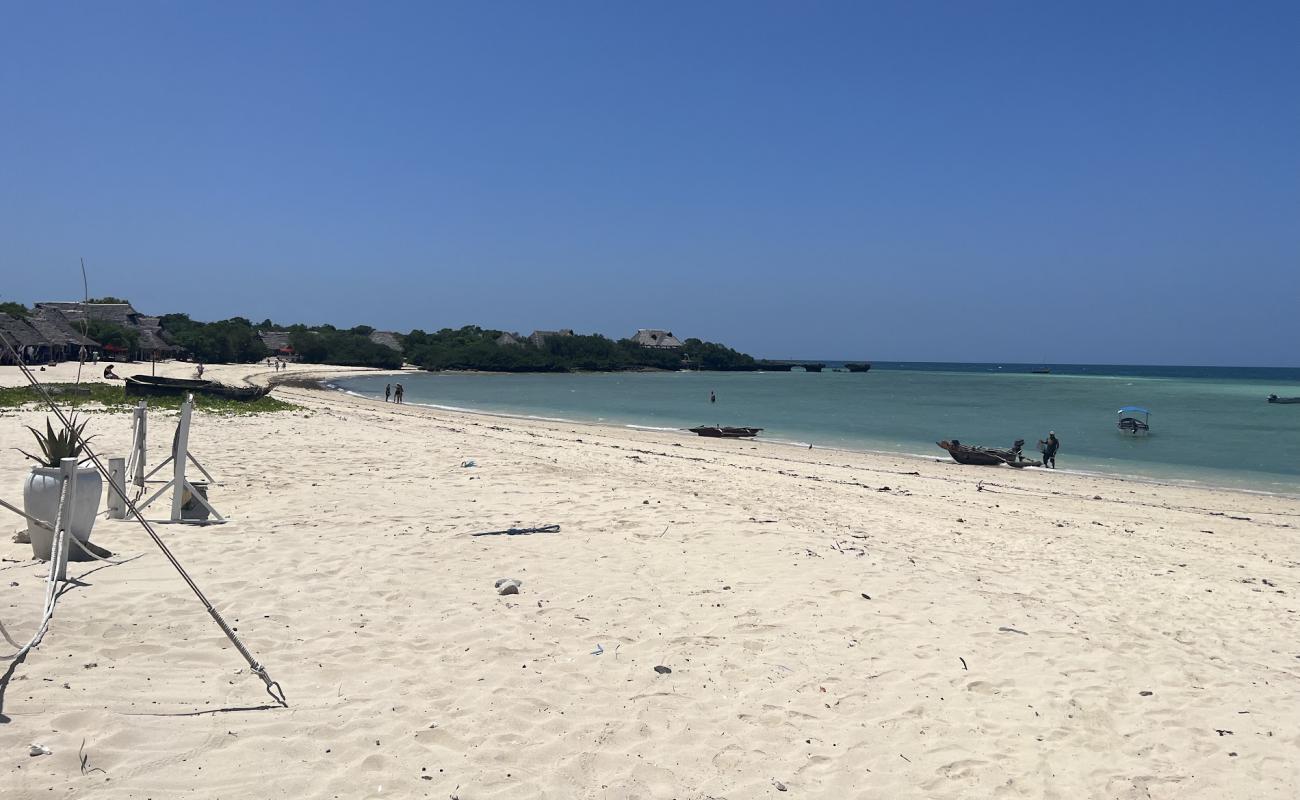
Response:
[[316, 369, 1300, 501]]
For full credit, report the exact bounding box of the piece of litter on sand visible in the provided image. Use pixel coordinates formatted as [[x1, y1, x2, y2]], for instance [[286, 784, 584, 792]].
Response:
[[473, 525, 561, 537], [654, 665, 672, 675], [591, 644, 604, 656], [29, 744, 51, 757], [460, 460, 477, 468], [998, 626, 1028, 635], [495, 578, 522, 596], [774, 780, 788, 791]]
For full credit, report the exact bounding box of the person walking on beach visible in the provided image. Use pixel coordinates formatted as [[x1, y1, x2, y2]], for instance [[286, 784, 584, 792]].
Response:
[[1040, 431, 1060, 469], [384, 383, 392, 402], [196, 362, 205, 379]]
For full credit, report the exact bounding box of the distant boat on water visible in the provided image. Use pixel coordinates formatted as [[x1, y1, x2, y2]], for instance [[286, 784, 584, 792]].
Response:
[[1117, 406, 1151, 435], [844, 362, 872, 373], [1267, 394, 1300, 404], [1031, 366, 1052, 374]]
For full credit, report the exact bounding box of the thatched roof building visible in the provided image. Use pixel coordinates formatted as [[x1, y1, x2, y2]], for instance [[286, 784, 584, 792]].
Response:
[[39, 301, 137, 327], [35, 301, 182, 358], [495, 332, 524, 347], [630, 329, 683, 349], [528, 329, 574, 348], [26, 307, 100, 350], [258, 331, 294, 354], [135, 316, 180, 355], [0, 312, 43, 363]]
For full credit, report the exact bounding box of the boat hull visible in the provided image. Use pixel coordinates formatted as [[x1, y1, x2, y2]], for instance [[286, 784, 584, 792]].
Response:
[[937, 441, 1040, 467], [126, 375, 269, 401], [689, 426, 763, 438]]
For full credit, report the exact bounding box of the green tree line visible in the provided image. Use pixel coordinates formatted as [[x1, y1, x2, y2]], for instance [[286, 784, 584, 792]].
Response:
[[402, 327, 757, 372]]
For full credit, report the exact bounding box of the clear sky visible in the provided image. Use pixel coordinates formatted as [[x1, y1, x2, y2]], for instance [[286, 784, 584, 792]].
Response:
[[3, 2, 1297, 365]]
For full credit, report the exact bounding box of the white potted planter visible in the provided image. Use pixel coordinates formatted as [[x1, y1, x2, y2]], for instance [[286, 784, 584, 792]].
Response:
[[24, 466, 102, 560], [17, 414, 103, 561]]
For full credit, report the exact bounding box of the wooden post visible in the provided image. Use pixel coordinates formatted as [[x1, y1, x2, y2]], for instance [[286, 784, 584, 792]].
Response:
[[131, 401, 147, 489], [108, 457, 126, 519], [53, 458, 77, 580], [170, 398, 193, 522]]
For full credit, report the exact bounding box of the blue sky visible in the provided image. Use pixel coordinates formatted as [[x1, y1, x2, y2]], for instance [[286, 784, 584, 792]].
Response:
[[3, 2, 1297, 364]]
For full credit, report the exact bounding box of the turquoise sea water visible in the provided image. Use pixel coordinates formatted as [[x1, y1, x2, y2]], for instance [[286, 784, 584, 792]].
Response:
[[332, 365, 1300, 495]]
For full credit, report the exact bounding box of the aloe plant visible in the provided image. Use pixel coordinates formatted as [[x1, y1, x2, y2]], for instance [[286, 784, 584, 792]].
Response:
[[17, 414, 97, 468]]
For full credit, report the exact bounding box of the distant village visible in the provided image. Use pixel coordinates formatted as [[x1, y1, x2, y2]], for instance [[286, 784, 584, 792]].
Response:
[[0, 299, 687, 366]]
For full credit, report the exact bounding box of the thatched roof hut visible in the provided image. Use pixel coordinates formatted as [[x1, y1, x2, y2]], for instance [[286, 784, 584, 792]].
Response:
[[0, 312, 44, 362], [35, 302, 182, 358], [38, 301, 138, 327], [630, 329, 683, 349], [495, 332, 524, 347], [25, 307, 100, 350], [258, 331, 294, 354], [528, 329, 574, 347]]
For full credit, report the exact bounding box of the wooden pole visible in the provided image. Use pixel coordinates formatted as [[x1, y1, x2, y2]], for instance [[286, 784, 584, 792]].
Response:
[[132, 401, 147, 489], [170, 398, 193, 522], [108, 457, 126, 519]]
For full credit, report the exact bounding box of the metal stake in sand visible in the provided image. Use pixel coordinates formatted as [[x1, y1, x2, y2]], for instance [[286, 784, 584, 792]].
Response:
[[135, 396, 225, 524]]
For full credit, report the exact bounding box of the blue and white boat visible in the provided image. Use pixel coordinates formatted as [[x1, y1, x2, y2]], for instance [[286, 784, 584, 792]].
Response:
[[1117, 406, 1151, 435]]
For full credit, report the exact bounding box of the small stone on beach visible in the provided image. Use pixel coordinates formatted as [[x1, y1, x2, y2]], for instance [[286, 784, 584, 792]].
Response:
[[654, 665, 672, 675]]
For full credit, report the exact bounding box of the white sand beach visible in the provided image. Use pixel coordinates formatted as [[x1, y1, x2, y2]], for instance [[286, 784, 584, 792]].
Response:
[[1, 362, 1298, 798]]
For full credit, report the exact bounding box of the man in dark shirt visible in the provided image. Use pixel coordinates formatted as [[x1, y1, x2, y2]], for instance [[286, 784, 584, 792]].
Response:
[[1041, 431, 1060, 468]]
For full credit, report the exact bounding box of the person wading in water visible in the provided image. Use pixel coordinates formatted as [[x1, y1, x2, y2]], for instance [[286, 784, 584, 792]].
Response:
[[1039, 431, 1060, 468]]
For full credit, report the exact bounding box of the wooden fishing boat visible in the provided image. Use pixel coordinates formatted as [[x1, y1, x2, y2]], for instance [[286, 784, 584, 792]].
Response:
[[688, 426, 763, 438], [937, 440, 1041, 468], [125, 374, 269, 401], [1267, 394, 1300, 404]]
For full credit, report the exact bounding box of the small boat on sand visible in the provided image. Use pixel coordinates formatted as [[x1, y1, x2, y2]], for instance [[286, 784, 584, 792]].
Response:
[[689, 426, 763, 438], [1267, 394, 1300, 404], [937, 440, 1040, 468], [125, 374, 269, 401]]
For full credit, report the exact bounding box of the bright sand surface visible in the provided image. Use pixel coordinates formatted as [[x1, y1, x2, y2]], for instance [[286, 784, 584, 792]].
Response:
[[1, 361, 1298, 798]]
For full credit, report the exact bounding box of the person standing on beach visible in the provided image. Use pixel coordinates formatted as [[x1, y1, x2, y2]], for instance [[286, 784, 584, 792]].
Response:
[[384, 383, 392, 402], [394, 383, 404, 404], [196, 362, 205, 379], [1040, 431, 1060, 468]]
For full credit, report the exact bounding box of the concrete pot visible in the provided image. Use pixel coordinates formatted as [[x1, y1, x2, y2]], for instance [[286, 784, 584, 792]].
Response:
[[23, 466, 102, 561]]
